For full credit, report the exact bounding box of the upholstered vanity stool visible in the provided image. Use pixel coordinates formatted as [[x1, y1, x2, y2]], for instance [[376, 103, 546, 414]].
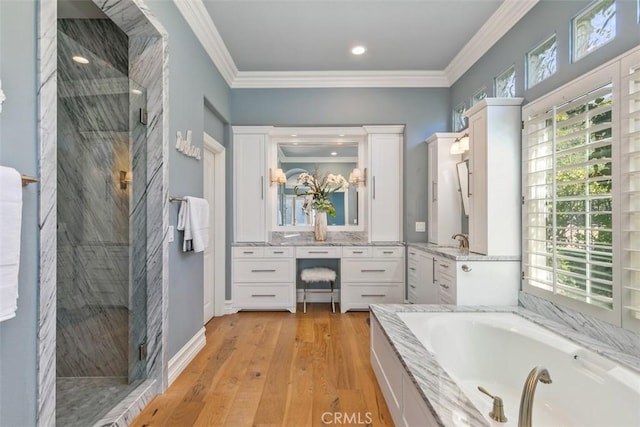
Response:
[[300, 267, 337, 313]]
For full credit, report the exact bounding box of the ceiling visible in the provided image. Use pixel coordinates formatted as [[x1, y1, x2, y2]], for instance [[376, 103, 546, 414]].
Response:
[[58, 0, 541, 88], [186, 0, 539, 87], [202, 0, 502, 72]]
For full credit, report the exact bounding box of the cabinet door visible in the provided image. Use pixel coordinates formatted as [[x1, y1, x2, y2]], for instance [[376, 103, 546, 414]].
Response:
[[370, 134, 402, 241], [427, 141, 439, 244], [233, 133, 266, 242], [467, 109, 488, 254], [419, 252, 439, 303]]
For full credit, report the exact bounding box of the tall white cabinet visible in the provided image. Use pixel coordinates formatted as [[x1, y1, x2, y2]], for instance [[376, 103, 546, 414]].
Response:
[[233, 127, 270, 242], [465, 98, 523, 256], [367, 126, 404, 242], [425, 133, 462, 246]]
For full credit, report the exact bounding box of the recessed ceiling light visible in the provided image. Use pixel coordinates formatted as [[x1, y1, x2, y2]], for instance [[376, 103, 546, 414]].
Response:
[[331, 152, 338, 156], [72, 55, 89, 64], [291, 134, 297, 137], [131, 89, 142, 95], [351, 46, 366, 55]]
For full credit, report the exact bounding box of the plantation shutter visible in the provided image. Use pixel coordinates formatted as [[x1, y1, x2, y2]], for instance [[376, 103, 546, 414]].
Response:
[[621, 53, 640, 327], [523, 82, 615, 310]]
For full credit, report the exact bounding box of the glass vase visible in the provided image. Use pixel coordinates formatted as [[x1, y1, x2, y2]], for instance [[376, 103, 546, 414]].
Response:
[[314, 210, 328, 241]]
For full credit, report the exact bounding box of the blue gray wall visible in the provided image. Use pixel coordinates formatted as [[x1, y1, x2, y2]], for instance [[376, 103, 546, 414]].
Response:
[[231, 87, 450, 243], [0, 1, 39, 425], [145, 0, 231, 359], [451, 0, 640, 109]]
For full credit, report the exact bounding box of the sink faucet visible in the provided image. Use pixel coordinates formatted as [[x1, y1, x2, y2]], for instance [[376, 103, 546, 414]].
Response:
[[451, 233, 469, 249], [518, 366, 552, 427]]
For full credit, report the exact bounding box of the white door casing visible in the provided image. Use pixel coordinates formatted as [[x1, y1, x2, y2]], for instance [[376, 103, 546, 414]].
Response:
[[203, 133, 226, 323]]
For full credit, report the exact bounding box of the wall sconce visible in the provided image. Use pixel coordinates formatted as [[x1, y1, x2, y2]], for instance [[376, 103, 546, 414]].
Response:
[[450, 132, 470, 155], [120, 170, 133, 189], [270, 168, 286, 186], [348, 167, 367, 185]]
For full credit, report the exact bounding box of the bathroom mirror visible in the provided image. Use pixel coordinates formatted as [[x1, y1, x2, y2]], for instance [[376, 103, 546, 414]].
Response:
[[457, 160, 470, 216], [272, 135, 365, 231]]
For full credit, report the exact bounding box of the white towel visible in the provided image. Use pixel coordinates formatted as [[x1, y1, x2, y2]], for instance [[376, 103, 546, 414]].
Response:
[[0, 166, 23, 322], [176, 196, 209, 253]]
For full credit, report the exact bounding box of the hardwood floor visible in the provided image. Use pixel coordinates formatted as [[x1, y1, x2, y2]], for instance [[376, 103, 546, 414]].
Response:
[[131, 305, 394, 426]]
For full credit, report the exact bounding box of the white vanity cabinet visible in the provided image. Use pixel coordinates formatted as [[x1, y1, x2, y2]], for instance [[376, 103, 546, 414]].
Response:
[[436, 257, 519, 305], [341, 246, 405, 312], [367, 127, 403, 242], [232, 246, 296, 312], [407, 248, 438, 304], [233, 127, 270, 242], [425, 133, 462, 246], [465, 98, 523, 255]]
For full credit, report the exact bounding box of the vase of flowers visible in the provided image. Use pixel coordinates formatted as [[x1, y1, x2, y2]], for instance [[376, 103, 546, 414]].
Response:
[[295, 170, 349, 241]]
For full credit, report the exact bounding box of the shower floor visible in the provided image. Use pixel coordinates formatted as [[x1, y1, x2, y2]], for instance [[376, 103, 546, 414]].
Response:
[[56, 377, 140, 427]]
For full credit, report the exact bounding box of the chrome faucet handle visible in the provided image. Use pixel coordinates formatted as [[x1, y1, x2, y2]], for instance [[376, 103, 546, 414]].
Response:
[[478, 386, 508, 423]]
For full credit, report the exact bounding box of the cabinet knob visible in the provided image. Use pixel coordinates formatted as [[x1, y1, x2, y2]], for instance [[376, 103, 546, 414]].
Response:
[[461, 264, 472, 272]]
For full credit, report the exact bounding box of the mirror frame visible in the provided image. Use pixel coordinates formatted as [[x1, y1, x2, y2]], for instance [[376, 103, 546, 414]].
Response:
[[456, 160, 470, 216], [267, 127, 367, 232]]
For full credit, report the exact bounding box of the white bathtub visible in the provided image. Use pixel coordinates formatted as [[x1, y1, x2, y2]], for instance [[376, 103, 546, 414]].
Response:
[[397, 312, 640, 427]]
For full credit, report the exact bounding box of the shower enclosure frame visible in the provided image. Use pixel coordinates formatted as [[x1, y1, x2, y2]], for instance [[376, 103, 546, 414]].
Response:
[[36, 0, 169, 424]]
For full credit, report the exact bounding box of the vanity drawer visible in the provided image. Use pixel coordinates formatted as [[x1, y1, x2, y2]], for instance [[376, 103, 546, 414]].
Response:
[[264, 246, 293, 258], [342, 284, 403, 306], [437, 258, 455, 279], [233, 247, 265, 258], [296, 246, 342, 259], [372, 247, 404, 258], [438, 274, 456, 304], [234, 284, 292, 307], [342, 259, 404, 282], [233, 259, 294, 283], [342, 246, 373, 258]]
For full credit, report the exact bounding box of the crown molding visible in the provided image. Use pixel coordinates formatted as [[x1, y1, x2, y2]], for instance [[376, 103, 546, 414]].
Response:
[[173, 0, 238, 86], [444, 0, 540, 85], [178, 0, 539, 89], [231, 70, 449, 88]]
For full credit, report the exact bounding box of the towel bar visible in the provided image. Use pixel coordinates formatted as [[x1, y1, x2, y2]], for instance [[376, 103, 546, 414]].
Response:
[[21, 174, 39, 187], [169, 196, 186, 202]]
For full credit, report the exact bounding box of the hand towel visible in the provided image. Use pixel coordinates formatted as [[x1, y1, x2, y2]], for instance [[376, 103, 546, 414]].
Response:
[[177, 196, 209, 253], [0, 166, 23, 322]]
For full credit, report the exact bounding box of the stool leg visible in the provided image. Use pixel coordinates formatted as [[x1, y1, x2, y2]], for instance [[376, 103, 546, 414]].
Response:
[[303, 281, 307, 313], [331, 280, 335, 313]]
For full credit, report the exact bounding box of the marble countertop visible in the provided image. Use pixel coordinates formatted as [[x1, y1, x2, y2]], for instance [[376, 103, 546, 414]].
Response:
[[408, 242, 520, 261], [233, 241, 405, 247], [369, 304, 640, 427], [233, 231, 404, 246]]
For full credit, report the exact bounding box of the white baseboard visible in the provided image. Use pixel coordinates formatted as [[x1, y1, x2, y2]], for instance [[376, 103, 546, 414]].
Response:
[[168, 327, 206, 386], [224, 300, 239, 315]]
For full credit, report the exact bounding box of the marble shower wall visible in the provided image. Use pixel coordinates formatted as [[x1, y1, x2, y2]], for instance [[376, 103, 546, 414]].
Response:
[[38, 0, 168, 423], [56, 19, 142, 378]]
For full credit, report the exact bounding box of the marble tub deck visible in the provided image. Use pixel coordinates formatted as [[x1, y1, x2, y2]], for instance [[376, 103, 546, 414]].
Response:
[[369, 304, 640, 427]]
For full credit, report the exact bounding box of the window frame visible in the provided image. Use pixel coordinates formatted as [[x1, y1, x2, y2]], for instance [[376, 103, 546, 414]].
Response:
[[571, 0, 617, 63], [452, 102, 468, 132], [494, 65, 516, 98], [526, 34, 558, 89], [471, 87, 487, 106], [522, 59, 622, 327]]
